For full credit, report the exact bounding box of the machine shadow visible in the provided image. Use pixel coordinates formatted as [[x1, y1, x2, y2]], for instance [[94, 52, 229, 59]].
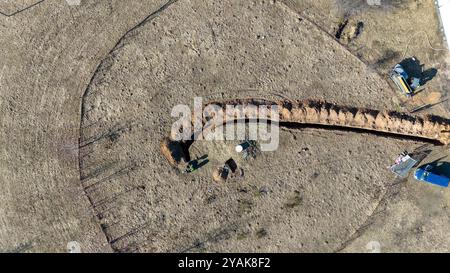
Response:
[[399, 57, 438, 86]]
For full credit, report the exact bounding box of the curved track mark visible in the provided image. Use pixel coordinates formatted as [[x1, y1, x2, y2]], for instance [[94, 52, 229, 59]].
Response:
[[0, 0, 46, 17]]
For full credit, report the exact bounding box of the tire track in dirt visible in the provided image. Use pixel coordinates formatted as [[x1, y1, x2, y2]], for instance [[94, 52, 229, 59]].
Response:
[[78, 0, 179, 251], [0, 0, 46, 17]]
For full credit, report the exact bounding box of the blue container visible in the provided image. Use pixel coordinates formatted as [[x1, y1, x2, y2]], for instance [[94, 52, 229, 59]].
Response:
[[414, 165, 450, 188]]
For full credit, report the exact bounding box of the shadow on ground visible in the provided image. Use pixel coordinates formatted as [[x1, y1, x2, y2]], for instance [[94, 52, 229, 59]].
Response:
[[399, 57, 438, 86], [428, 160, 450, 178]]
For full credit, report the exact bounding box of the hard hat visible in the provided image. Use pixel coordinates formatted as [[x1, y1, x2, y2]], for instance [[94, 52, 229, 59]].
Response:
[[235, 145, 243, 153]]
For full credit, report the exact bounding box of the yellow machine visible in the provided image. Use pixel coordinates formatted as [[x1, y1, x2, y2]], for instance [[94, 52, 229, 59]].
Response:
[[389, 63, 420, 97]]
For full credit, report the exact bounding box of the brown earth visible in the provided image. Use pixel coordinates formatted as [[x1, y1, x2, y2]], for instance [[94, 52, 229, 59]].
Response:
[[283, 0, 450, 116]]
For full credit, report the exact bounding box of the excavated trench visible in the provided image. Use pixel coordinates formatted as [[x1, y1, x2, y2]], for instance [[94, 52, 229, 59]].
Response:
[[162, 98, 449, 165]]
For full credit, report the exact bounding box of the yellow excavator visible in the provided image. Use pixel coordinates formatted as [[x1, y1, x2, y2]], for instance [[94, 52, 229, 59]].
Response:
[[389, 62, 421, 97]]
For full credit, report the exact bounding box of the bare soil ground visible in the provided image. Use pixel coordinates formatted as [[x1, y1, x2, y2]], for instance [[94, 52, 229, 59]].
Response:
[[0, 0, 448, 252], [283, 0, 450, 116]]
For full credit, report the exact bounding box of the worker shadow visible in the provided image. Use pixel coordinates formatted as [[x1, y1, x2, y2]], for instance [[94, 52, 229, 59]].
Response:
[[399, 57, 438, 86], [190, 154, 209, 170]]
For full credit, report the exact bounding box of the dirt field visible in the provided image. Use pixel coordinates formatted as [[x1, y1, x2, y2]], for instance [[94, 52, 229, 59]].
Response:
[[0, 0, 448, 252], [284, 0, 450, 116]]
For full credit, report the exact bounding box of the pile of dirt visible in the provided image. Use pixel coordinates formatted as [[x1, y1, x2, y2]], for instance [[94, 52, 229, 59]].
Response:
[[160, 137, 187, 165], [163, 99, 449, 164]]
